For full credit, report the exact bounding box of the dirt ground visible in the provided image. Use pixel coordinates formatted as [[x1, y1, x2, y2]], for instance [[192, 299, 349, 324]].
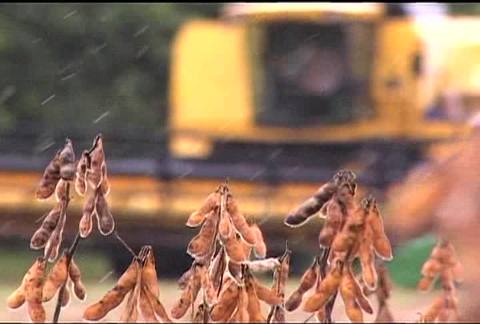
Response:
[[1, 277, 446, 323]]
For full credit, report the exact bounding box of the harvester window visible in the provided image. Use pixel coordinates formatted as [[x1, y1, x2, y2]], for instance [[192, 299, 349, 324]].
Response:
[[254, 21, 374, 127]]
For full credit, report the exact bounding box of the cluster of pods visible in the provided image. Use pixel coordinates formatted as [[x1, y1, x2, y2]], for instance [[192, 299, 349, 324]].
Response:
[[172, 183, 291, 323], [284, 170, 393, 322], [417, 239, 463, 323]]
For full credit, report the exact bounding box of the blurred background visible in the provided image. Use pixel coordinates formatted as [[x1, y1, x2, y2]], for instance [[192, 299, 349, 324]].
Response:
[[2, 2, 480, 321]]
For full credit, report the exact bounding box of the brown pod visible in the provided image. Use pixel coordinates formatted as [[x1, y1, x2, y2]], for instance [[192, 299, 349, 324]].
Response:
[[187, 211, 219, 259], [316, 307, 327, 322], [303, 260, 343, 313], [61, 283, 71, 308], [225, 233, 249, 264], [368, 202, 393, 260], [198, 265, 217, 305], [417, 276, 435, 292], [83, 259, 139, 321], [86, 135, 105, 189], [171, 265, 202, 319], [284, 181, 337, 228], [36, 150, 61, 200], [226, 195, 257, 245], [55, 179, 69, 202], [75, 150, 89, 196], [178, 266, 194, 290], [139, 286, 158, 323], [44, 211, 66, 262], [245, 274, 266, 322], [95, 191, 115, 236], [253, 278, 282, 305], [358, 241, 377, 291], [271, 305, 286, 323], [250, 223, 267, 258], [422, 295, 445, 322], [227, 261, 243, 285], [7, 287, 26, 310], [30, 205, 61, 250], [141, 247, 159, 298], [421, 258, 443, 278], [232, 286, 249, 323], [58, 139, 76, 181], [274, 249, 291, 295], [210, 279, 240, 322], [318, 199, 344, 247], [210, 248, 227, 291], [286, 258, 319, 311], [121, 266, 142, 323], [24, 257, 46, 323], [43, 253, 68, 302], [331, 204, 367, 254], [219, 210, 233, 240], [186, 191, 219, 228], [100, 162, 111, 196], [142, 285, 172, 323], [340, 279, 363, 323], [79, 192, 96, 238], [69, 258, 86, 301], [349, 271, 373, 314]]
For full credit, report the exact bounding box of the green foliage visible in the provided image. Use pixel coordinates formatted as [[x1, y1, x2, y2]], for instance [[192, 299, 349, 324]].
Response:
[[387, 233, 436, 288], [0, 3, 220, 155]]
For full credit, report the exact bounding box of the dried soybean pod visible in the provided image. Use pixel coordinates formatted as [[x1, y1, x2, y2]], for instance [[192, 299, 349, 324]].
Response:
[[224, 233, 249, 263], [421, 258, 443, 278], [95, 190, 115, 236], [318, 199, 344, 247], [43, 253, 68, 302], [178, 266, 194, 290], [422, 295, 445, 322], [417, 276, 435, 292], [357, 225, 377, 291], [285, 257, 318, 312], [75, 150, 89, 196], [87, 135, 105, 189], [69, 258, 86, 301], [187, 211, 219, 259], [141, 247, 159, 297], [171, 265, 202, 319], [36, 150, 61, 200], [83, 259, 139, 321], [61, 283, 71, 308], [253, 278, 282, 305], [226, 194, 256, 245], [24, 257, 46, 323], [331, 204, 367, 254], [246, 258, 280, 273], [340, 278, 363, 323], [275, 248, 291, 295], [58, 139, 76, 181], [284, 180, 337, 228], [245, 274, 266, 322], [210, 279, 240, 322], [350, 271, 373, 314], [227, 261, 243, 285], [139, 275, 158, 322], [44, 211, 66, 262], [30, 205, 61, 250], [250, 223, 267, 258], [79, 192, 96, 238], [232, 285, 249, 323], [186, 191, 219, 228], [316, 307, 327, 322], [219, 210, 233, 240], [198, 265, 217, 305], [368, 200, 393, 260], [55, 179, 69, 202], [100, 162, 111, 196], [143, 285, 172, 323], [210, 248, 227, 291], [271, 305, 286, 323], [303, 260, 343, 313], [7, 287, 26, 310], [121, 266, 142, 323]]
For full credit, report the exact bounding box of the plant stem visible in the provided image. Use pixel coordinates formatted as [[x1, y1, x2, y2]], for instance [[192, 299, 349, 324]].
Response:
[[52, 231, 81, 323], [113, 230, 138, 258]]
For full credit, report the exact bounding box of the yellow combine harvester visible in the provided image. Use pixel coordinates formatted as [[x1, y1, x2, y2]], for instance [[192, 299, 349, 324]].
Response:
[[3, 3, 480, 269]]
